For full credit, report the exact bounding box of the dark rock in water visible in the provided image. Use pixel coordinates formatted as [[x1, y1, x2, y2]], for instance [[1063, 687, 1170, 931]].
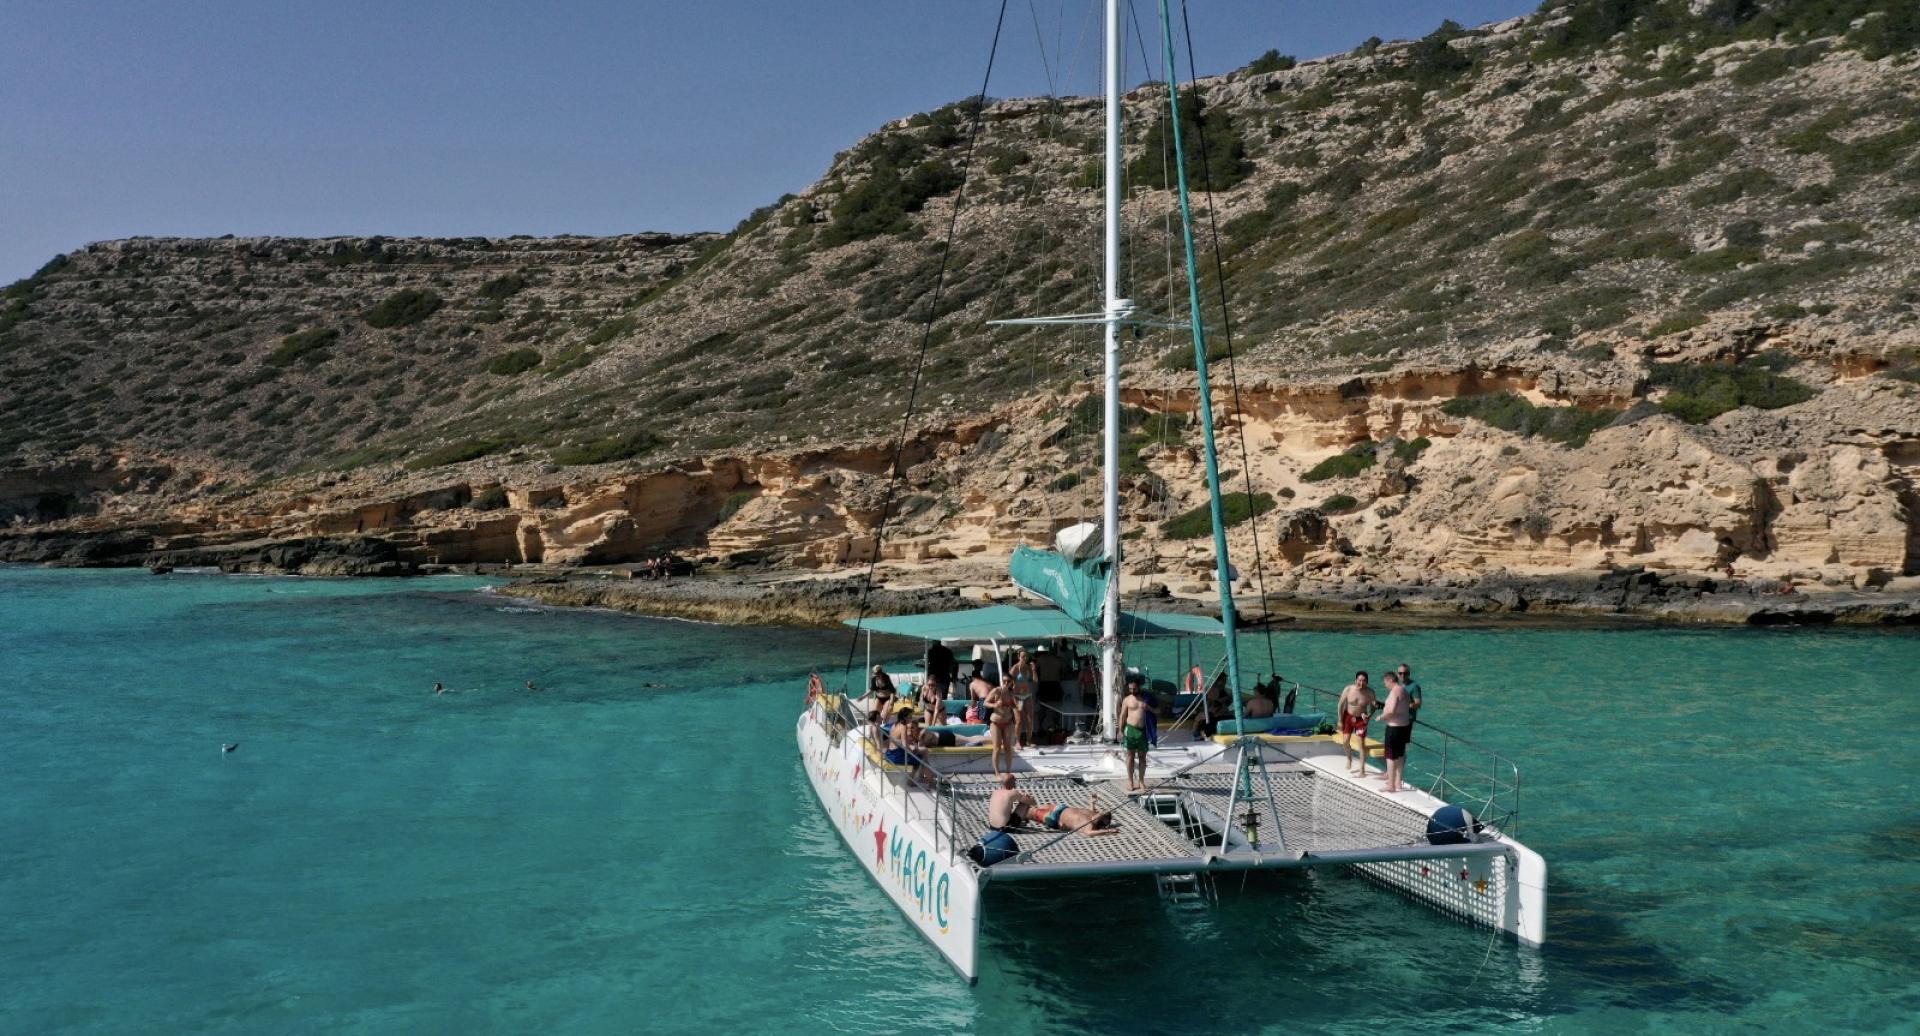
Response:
[[148, 562, 174, 575], [144, 535, 416, 577], [0, 529, 162, 567]]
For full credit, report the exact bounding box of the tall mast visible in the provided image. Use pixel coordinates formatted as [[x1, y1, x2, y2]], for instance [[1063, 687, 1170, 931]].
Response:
[[1099, 0, 1126, 740], [1159, 0, 1243, 729]]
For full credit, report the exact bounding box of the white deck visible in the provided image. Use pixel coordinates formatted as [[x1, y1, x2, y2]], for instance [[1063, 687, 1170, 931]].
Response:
[[800, 699, 1546, 981]]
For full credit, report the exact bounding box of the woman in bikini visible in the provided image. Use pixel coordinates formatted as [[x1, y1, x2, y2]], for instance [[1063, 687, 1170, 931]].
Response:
[[1008, 649, 1038, 747], [918, 671, 946, 728], [984, 679, 1017, 777]]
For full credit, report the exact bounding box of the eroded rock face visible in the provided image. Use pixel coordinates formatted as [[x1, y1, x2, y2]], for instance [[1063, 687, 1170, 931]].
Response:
[[5, 357, 1916, 588]]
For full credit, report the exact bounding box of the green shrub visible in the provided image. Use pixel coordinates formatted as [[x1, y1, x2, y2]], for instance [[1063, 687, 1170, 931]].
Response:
[[1160, 492, 1276, 540], [1886, 193, 1920, 221], [1649, 357, 1815, 423], [1046, 471, 1085, 492], [1127, 87, 1251, 193], [1244, 49, 1297, 74], [1401, 20, 1475, 87], [1440, 392, 1621, 448], [1682, 246, 1762, 274], [584, 315, 637, 346], [550, 430, 665, 466], [364, 289, 443, 328], [407, 437, 516, 470], [476, 273, 528, 300], [1391, 437, 1432, 463], [818, 134, 966, 247], [1302, 444, 1377, 482], [469, 486, 509, 510], [266, 327, 338, 366], [1687, 168, 1780, 207], [716, 489, 757, 522], [1649, 310, 1707, 336], [485, 348, 542, 376], [1160, 340, 1231, 371], [1320, 494, 1359, 515]]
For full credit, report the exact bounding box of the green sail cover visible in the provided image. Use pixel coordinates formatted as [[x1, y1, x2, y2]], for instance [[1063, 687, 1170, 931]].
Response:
[[1009, 545, 1109, 633]]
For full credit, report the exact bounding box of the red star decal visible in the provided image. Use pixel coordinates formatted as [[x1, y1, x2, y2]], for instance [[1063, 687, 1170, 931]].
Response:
[[853, 763, 862, 780], [873, 822, 888, 864]]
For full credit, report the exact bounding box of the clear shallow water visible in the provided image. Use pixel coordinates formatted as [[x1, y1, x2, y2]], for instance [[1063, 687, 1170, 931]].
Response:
[[2, 568, 1916, 1034]]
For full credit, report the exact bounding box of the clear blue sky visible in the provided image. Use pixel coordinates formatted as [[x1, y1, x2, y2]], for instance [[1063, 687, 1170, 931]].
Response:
[[0, 0, 1537, 284]]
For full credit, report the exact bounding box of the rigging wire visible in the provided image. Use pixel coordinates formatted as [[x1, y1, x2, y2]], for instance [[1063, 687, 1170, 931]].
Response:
[[1174, 0, 1279, 680], [839, 0, 1014, 691]]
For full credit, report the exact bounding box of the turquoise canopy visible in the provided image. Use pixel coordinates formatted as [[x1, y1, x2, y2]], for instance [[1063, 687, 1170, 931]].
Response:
[[1008, 545, 1109, 632], [849, 603, 1223, 643]]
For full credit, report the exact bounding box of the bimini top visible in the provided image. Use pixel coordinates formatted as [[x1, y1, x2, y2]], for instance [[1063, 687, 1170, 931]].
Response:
[[849, 603, 1224, 643]]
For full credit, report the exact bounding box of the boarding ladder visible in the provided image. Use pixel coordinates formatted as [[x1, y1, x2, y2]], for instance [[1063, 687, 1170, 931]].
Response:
[[1142, 793, 1215, 906]]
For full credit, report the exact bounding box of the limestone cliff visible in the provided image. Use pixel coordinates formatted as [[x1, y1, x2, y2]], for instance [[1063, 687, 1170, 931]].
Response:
[[2, 0, 1919, 594]]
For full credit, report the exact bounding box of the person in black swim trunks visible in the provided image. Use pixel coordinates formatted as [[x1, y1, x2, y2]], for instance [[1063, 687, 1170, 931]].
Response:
[[1023, 801, 1118, 836]]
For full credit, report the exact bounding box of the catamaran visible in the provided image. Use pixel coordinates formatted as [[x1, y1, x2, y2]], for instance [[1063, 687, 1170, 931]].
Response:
[[796, 1, 1546, 982]]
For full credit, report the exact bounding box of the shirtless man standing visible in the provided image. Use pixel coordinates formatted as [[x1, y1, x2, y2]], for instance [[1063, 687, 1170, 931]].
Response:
[[1379, 673, 1414, 793], [1117, 676, 1152, 793], [1337, 671, 1380, 776], [968, 663, 995, 721]]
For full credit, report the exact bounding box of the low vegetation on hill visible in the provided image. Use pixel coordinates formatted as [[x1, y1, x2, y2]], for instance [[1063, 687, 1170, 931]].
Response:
[[0, 0, 1915, 482]]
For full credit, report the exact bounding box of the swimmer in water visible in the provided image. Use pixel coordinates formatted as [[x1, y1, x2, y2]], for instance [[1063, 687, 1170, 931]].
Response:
[[433, 682, 445, 695]]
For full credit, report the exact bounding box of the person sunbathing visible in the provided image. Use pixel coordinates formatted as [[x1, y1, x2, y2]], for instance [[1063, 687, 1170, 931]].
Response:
[[1024, 801, 1119, 836]]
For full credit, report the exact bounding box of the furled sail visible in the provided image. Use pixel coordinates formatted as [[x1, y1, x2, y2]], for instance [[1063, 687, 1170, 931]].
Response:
[[1010, 543, 1109, 633]]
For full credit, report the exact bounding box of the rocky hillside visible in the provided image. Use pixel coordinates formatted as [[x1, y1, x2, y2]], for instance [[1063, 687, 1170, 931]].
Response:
[[3, 0, 1919, 595]]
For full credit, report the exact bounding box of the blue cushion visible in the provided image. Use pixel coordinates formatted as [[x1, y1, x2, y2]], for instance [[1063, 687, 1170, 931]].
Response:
[[928, 723, 988, 737], [1216, 713, 1324, 736], [944, 699, 971, 717]]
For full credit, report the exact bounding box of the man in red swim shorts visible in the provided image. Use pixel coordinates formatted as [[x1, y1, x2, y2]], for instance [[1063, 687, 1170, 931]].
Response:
[[1337, 671, 1379, 776]]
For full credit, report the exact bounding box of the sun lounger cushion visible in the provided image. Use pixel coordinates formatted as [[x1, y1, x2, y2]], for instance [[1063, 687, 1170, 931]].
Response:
[[927, 723, 988, 737], [1216, 713, 1324, 736]]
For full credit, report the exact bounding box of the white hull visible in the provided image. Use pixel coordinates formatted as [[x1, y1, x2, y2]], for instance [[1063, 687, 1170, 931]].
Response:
[[796, 702, 984, 980], [799, 700, 1545, 981]]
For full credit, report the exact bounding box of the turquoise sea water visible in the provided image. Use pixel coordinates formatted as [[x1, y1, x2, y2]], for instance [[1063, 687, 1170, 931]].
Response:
[[2, 568, 1916, 1034]]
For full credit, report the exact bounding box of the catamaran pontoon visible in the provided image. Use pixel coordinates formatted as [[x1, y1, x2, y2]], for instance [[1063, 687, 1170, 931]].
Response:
[[796, 0, 1546, 982]]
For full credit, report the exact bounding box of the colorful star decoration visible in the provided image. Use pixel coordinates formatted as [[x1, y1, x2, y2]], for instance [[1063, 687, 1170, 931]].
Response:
[[874, 822, 888, 865]]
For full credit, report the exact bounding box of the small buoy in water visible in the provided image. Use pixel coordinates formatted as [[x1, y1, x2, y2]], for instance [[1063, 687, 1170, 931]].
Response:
[[1426, 804, 1479, 846], [222, 743, 240, 754]]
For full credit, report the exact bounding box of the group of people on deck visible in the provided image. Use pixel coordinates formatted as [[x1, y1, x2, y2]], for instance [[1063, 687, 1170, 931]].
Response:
[[846, 651, 1430, 803], [1336, 663, 1424, 794]]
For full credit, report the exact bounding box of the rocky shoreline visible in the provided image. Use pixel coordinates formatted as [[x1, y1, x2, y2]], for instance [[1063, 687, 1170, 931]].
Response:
[[492, 564, 1920, 629], [1251, 567, 1920, 627], [4, 526, 1918, 628], [493, 573, 971, 628]]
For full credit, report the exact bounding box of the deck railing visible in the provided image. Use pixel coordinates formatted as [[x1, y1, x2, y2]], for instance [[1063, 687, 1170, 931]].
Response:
[[820, 693, 969, 861], [1285, 681, 1522, 832]]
